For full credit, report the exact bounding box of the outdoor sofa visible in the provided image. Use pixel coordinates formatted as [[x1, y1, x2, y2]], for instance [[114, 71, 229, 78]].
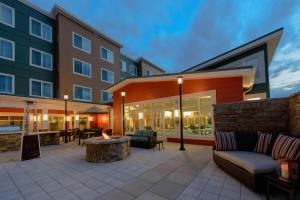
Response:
[[213, 131, 300, 193], [129, 129, 157, 149]]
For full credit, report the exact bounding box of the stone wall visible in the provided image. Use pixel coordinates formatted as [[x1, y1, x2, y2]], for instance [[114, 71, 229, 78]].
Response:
[[0, 132, 61, 152], [0, 133, 21, 152], [214, 98, 290, 133], [289, 92, 300, 136]]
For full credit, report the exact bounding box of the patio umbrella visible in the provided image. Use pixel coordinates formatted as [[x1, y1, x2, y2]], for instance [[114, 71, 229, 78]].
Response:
[[78, 106, 109, 114]]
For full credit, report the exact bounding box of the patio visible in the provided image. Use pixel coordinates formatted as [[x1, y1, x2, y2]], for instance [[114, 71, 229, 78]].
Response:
[[0, 142, 272, 200]]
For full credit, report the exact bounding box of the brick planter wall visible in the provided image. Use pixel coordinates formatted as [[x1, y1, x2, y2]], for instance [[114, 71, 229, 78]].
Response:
[[214, 91, 300, 136], [213, 98, 290, 133], [289, 92, 300, 136]]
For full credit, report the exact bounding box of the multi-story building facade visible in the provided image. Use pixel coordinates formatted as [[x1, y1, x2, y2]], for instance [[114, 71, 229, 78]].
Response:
[[0, 0, 165, 131], [0, 0, 56, 98]]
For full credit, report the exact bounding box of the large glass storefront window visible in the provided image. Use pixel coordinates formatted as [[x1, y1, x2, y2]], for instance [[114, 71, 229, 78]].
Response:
[[49, 116, 64, 131], [0, 116, 23, 128], [164, 100, 175, 136], [124, 94, 213, 138]]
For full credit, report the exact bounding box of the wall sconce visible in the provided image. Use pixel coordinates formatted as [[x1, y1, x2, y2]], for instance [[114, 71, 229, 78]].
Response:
[[89, 116, 93, 121], [43, 114, 48, 121], [138, 112, 143, 120], [66, 116, 70, 122], [75, 115, 79, 121], [33, 115, 37, 122]]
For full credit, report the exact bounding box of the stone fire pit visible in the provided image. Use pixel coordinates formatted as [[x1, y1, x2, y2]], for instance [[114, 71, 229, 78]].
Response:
[[85, 136, 131, 163]]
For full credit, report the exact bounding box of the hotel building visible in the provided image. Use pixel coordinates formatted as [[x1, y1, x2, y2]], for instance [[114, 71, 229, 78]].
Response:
[[0, 0, 283, 145]]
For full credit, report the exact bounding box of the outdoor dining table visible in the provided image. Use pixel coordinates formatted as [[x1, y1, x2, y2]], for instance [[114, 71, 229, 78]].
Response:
[[78, 131, 96, 145]]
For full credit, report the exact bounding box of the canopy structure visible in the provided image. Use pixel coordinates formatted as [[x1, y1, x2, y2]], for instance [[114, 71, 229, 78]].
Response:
[[78, 106, 109, 114]]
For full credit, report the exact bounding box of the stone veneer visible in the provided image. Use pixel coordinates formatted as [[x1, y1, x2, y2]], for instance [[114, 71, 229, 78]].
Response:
[[214, 91, 300, 136], [0, 132, 61, 152], [85, 136, 131, 163]]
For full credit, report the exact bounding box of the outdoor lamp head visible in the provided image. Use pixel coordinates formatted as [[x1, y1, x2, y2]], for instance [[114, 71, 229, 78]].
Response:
[[121, 91, 126, 97], [177, 76, 183, 85], [64, 95, 69, 100]]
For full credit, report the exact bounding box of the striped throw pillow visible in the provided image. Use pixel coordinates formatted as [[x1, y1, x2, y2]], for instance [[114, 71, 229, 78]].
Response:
[[215, 132, 237, 151], [272, 135, 300, 160], [254, 132, 272, 154]]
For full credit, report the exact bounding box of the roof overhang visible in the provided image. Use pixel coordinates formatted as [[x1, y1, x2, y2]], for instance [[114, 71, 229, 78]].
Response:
[[184, 28, 283, 72], [107, 67, 256, 93]]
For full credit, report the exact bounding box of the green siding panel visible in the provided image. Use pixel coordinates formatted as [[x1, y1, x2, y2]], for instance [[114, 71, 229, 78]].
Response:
[[0, 0, 56, 98]]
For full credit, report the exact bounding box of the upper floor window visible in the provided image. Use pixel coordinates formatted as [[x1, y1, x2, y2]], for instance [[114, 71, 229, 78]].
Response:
[[0, 37, 14, 61], [101, 68, 114, 84], [73, 85, 92, 102], [120, 60, 127, 72], [73, 58, 92, 78], [0, 73, 14, 94], [0, 2, 14, 27], [130, 65, 137, 76], [146, 70, 153, 76], [101, 90, 113, 103], [30, 79, 52, 98], [72, 32, 91, 54], [30, 17, 52, 43], [101, 47, 114, 63], [30, 48, 53, 70]]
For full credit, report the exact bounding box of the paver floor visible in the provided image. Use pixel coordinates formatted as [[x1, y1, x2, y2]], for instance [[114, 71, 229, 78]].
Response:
[[0, 142, 286, 200]]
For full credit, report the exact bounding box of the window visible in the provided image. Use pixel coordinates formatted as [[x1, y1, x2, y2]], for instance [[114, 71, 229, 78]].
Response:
[[73, 85, 92, 102], [0, 73, 14, 94], [0, 3, 14, 27], [30, 48, 53, 70], [146, 70, 153, 76], [101, 68, 114, 84], [101, 90, 113, 103], [100, 47, 114, 63], [120, 60, 127, 72], [0, 37, 14, 61], [73, 58, 92, 77], [72, 32, 91, 54], [130, 65, 137, 76], [30, 79, 52, 98], [30, 17, 52, 42]]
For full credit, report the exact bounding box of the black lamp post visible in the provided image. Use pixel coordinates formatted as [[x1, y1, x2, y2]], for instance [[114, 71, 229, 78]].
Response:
[[121, 91, 126, 136], [177, 76, 185, 151], [64, 95, 68, 143]]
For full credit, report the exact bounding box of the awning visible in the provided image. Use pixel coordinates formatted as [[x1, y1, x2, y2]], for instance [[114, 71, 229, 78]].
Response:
[[78, 106, 109, 114]]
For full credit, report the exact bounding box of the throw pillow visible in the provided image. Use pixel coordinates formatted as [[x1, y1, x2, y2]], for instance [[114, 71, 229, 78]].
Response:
[[272, 134, 300, 160], [215, 132, 237, 151], [254, 132, 272, 154]]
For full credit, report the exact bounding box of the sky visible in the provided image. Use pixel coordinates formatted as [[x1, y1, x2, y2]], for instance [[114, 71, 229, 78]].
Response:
[[28, 0, 300, 98]]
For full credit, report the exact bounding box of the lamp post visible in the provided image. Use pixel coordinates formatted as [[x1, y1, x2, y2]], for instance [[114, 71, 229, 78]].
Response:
[[64, 95, 68, 143], [121, 91, 126, 136], [177, 76, 185, 151]]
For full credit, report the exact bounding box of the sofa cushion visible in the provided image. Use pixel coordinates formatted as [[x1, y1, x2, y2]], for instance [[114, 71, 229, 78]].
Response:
[[255, 132, 272, 154], [235, 131, 258, 151], [272, 134, 300, 160], [214, 151, 279, 174], [131, 136, 148, 142], [215, 132, 237, 151]]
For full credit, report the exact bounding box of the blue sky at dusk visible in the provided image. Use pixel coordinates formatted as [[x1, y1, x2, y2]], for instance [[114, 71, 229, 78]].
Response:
[[29, 0, 300, 98]]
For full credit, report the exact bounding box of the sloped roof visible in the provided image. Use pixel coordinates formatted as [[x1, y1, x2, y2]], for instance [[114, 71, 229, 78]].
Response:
[[183, 28, 283, 72]]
